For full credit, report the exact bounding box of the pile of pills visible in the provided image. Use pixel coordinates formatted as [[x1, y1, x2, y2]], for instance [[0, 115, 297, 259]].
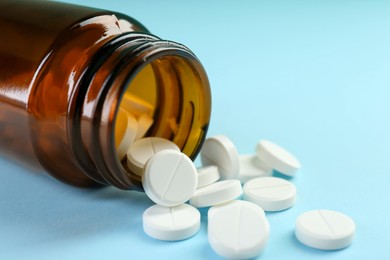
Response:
[[116, 121, 356, 258]]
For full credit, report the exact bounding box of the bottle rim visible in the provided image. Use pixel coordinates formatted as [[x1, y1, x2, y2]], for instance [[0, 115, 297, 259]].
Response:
[[69, 32, 211, 190]]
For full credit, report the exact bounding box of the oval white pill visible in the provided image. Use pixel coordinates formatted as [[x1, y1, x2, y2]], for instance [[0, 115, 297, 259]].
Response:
[[197, 165, 220, 188], [190, 179, 242, 208], [256, 140, 301, 176], [239, 155, 272, 184], [295, 210, 355, 250], [127, 137, 180, 176], [200, 135, 240, 180], [142, 150, 198, 207], [143, 204, 200, 241], [243, 177, 296, 211], [115, 109, 137, 160], [208, 200, 269, 259]]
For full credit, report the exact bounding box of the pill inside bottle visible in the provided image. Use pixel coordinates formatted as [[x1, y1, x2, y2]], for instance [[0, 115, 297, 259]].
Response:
[[0, 1, 211, 191], [113, 58, 211, 189]]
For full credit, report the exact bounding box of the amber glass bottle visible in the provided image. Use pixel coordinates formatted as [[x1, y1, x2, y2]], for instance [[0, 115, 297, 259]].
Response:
[[0, 0, 211, 190]]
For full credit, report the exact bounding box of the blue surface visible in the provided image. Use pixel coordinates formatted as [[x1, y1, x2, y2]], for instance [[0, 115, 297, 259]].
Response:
[[1, 0, 390, 259]]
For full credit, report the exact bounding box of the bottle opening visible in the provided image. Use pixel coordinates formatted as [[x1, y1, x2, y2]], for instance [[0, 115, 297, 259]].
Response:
[[114, 54, 211, 178], [114, 63, 156, 161]]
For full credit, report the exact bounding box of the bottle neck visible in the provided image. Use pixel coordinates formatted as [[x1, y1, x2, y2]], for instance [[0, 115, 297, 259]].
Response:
[[69, 32, 211, 190]]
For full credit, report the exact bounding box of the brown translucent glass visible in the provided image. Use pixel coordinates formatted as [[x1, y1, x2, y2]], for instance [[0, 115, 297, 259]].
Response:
[[0, 0, 211, 190]]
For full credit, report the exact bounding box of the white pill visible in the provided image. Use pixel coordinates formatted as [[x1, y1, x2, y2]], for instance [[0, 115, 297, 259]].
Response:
[[135, 114, 154, 140], [295, 210, 355, 250], [190, 180, 242, 208], [243, 177, 296, 211], [121, 92, 154, 118], [143, 204, 200, 241], [115, 109, 137, 160], [142, 150, 198, 207], [201, 135, 240, 180], [256, 140, 301, 176], [197, 165, 220, 188], [208, 200, 269, 259], [127, 137, 180, 176], [239, 155, 273, 184]]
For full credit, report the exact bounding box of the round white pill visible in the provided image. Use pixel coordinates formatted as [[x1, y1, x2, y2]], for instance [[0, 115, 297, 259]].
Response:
[[190, 180, 242, 208], [143, 204, 200, 241], [121, 92, 154, 118], [208, 200, 269, 259], [243, 177, 296, 211], [200, 135, 240, 180], [197, 165, 220, 188], [115, 109, 137, 160], [142, 150, 198, 207], [295, 210, 355, 250], [239, 155, 272, 184], [135, 114, 154, 140], [127, 137, 180, 176], [256, 140, 301, 176]]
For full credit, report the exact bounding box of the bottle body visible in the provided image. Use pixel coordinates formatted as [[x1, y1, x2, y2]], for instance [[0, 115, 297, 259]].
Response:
[[0, 1, 211, 190]]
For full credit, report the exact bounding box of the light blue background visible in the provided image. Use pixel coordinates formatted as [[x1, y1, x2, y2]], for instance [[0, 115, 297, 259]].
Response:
[[1, 0, 389, 259]]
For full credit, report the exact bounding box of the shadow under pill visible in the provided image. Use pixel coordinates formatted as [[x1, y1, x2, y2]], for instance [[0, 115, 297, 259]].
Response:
[[273, 170, 294, 181], [290, 230, 346, 255], [202, 242, 225, 260]]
